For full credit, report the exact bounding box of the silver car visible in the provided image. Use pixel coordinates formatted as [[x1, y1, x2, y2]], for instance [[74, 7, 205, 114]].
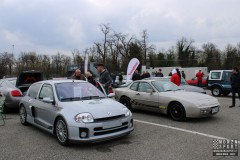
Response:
[[144, 77, 206, 94], [19, 80, 134, 145], [0, 78, 22, 112]]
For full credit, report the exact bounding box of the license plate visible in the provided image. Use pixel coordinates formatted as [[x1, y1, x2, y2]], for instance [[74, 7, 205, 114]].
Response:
[[212, 107, 219, 113], [103, 120, 122, 129]]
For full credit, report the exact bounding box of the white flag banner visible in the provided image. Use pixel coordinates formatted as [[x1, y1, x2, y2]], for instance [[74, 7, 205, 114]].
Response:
[[127, 58, 140, 81], [84, 54, 89, 74]]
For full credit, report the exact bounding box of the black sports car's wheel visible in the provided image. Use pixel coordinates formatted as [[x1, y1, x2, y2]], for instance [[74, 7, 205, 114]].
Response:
[[168, 102, 186, 121], [211, 87, 222, 97], [19, 105, 28, 125], [120, 97, 133, 111], [55, 117, 69, 146]]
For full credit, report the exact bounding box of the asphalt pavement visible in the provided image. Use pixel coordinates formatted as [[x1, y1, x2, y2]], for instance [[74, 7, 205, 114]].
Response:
[[0, 93, 240, 160]]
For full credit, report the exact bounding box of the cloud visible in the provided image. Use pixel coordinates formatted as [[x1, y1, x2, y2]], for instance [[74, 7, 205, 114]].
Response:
[[0, 0, 240, 56]]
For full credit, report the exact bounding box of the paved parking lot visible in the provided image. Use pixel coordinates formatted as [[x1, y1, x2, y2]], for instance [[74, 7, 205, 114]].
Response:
[[0, 95, 240, 160]]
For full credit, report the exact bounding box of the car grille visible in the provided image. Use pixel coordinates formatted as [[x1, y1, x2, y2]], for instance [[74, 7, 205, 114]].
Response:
[[93, 122, 129, 136], [94, 114, 125, 122]]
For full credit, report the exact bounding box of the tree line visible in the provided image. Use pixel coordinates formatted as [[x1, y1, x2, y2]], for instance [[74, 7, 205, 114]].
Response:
[[1, 24, 240, 79]]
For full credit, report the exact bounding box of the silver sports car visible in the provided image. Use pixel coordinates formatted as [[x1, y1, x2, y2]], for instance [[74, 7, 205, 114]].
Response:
[[144, 77, 206, 94], [19, 80, 134, 145], [115, 79, 220, 121]]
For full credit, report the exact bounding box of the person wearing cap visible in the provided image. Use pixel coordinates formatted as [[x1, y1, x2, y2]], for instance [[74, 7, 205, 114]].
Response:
[[170, 69, 180, 86], [72, 69, 86, 80], [96, 63, 112, 95]]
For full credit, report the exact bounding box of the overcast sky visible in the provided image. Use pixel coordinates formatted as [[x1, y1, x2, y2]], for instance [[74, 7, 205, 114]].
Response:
[[0, 0, 240, 56]]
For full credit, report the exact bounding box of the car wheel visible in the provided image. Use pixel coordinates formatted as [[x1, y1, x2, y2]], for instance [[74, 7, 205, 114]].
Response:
[[223, 91, 230, 96], [168, 102, 186, 121], [120, 97, 133, 111], [55, 117, 69, 146], [19, 105, 28, 125], [211, 87, 222, 97]]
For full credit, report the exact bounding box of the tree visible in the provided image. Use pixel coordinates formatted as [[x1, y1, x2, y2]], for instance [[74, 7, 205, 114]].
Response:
[[202, 43, 221, 70]]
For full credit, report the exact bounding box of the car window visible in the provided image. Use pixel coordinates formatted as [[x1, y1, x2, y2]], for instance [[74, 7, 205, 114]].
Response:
[[222, 71, 232, 82], [39, 84, 54, 100], [130, 82, 138, 91], [138, 82, 153, 92], [211, 72, 221, 79], [28, 83, 42, 99]]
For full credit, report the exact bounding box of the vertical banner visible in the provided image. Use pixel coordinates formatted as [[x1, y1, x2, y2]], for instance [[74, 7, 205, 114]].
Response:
[[127, 58, 140, 81], [84, 54, 88, 74]]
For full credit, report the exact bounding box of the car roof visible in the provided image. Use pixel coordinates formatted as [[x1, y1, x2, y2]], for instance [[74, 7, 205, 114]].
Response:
[[36, 79, 87, 85]]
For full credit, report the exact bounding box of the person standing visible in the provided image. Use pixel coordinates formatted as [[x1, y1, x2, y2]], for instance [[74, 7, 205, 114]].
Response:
[[196, 70, 204, 86], [72, 69, 86, 80], [182, 71, 186, 79], [229, 67, 240, 108], [96, 63, 112, 95], [132, 70, 141, 81], [118, 73, 123, 85], [170, 69, 180, 86], [145, 71, 151, 78], [85, 72, 96, 86]]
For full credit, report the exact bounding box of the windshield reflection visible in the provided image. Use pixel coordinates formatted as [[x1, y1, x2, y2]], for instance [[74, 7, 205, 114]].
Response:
[[151, 81, 181, 92], [55, 82, 106, 101]]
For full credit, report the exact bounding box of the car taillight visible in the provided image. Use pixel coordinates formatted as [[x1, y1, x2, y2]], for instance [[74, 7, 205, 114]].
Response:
[[108, 87, 113, 93], [11, 90, 23, 97]]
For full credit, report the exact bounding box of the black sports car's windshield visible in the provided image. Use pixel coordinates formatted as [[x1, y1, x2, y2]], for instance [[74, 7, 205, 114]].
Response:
[[55, 82, 106, 101], [151, 81, 181, 92]]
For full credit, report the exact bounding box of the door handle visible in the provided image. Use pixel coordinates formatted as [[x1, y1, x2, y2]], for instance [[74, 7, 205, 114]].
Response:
[[136, 93, 140, 95]]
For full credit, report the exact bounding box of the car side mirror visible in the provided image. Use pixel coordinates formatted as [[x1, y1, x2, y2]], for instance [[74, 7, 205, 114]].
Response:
[[43, 97, 54, 104], [146, 89, 153, 94]]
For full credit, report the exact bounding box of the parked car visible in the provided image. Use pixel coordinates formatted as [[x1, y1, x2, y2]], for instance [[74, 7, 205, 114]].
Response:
[[144, 77, 206, 94], [208, 70, 232, 96], [0, 70, 43, 113], [186, 76, 208, 87], [19, 80, 134, 145], [115, 80, 220, 121]]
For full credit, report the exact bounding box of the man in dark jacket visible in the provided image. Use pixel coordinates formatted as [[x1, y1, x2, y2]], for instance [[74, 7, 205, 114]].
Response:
[[96, 63, 112, 95], [72, 69, 86, 80], [132, 70, 141, 81], [229, 67, 240, 108]]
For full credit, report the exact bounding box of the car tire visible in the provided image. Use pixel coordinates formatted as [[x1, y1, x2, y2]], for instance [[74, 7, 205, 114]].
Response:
[[211, 87, 222, 97], [19, 105, 28, 125], [222, 91, 230, 96], [168, 102, 186, 121], [55, 117, 69, 146], [120, 97, 133, 111]]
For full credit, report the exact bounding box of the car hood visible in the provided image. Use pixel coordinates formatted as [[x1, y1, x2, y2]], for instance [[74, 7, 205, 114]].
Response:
[[58, 98, 127, 119], [179, 85, 205, 93], [161, 90, 218, 104]]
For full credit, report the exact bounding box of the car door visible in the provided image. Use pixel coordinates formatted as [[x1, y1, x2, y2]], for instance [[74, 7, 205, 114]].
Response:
[[133, 82, 159, 109], [34, 83, 57, 130]]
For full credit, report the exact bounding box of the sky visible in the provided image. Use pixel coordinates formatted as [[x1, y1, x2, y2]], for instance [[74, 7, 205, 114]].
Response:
[[0, 0, 240, 57]]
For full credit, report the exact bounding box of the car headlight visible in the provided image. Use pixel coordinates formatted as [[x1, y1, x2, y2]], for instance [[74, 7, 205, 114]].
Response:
[[75, 113, 94, 123], [123, 107, 132, 117], [200, 108, 210, 114]]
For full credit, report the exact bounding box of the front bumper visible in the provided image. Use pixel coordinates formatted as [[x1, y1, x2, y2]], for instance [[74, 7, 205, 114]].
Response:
[[68, 116, 134, 143], [186, 105, 220, 118]]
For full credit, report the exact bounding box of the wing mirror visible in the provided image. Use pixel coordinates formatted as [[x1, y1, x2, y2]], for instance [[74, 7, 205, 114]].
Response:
[[43, 97, 54, 104], [146, 89, 154, 94]]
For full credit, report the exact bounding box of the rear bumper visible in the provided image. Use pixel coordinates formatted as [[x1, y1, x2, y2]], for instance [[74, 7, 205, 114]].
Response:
[[4, 96, 22, 109]]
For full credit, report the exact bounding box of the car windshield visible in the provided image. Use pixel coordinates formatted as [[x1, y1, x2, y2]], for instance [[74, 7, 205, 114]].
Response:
[[151, 81, 181, 92], [55, 82, 106, 101]]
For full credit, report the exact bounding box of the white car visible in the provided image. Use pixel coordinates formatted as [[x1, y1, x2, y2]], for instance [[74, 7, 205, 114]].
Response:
[[115, 80, 220, 121]]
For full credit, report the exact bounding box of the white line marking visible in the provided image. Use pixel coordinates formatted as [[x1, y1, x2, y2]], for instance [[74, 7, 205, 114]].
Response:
[[134, 119, 240, 144]]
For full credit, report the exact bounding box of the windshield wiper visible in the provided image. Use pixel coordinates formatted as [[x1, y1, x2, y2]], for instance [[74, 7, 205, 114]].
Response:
[[60, 97, 81, 101], [81, 96, 101, 100]]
